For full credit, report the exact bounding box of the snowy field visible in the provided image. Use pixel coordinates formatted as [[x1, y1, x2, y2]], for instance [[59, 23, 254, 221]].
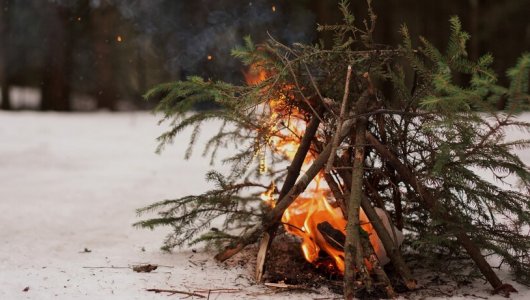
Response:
[[0, 111, 529, 300]]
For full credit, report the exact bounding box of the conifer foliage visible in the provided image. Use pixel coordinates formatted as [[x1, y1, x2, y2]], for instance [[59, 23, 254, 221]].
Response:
[[136, 1, 530, 297]]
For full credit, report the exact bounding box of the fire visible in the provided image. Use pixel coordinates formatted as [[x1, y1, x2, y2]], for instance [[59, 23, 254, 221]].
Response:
[[282, 183, 348, 272], [243, 63, 269, 85], [249, 64, 401, 273]]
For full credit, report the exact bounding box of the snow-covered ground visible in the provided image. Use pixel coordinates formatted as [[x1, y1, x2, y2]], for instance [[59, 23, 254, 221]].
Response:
[[0, 111, 528, 300]]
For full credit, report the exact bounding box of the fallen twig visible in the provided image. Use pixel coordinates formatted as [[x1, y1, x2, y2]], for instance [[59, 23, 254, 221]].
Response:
[[82, 263, 171, 273], [264, 282, 319, 293], [194, 288, 241, 293], [146, 288, 205, 298], [82, 266, 129, 269]]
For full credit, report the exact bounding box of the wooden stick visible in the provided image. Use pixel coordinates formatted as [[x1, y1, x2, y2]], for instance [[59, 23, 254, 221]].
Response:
[[256, 114, 321, 282], [335, 164, 417, 290], [146, 288, 206, 298], [362, 194, 417, 290], [366, 132, 515, 294], [255, 233, 270, 282], [266, 118, 353, 224], [326, 65, 353, 173], [359, 228, 396, 299], [214, 224, 265, 262], [303, 63, 338, 118], [324, 172, 347, 216], [82, 266, 129, 269], [344, 91, 369, 300]]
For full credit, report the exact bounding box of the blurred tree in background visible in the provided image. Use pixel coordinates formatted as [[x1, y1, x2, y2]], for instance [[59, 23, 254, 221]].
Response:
[[0, 0, 528, 111]]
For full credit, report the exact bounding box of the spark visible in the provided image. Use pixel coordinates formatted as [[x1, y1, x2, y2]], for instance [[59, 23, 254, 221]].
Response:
[[116, 35, 123, 42], [272, 5, 276, 12]]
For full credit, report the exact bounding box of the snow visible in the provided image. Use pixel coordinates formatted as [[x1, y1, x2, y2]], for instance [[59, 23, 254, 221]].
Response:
[[0, 111, 528, 299]]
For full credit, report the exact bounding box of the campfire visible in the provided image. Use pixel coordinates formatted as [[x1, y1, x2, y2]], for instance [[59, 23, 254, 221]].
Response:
[[137, 3, 530, 299], [254, 66, 403, 277]]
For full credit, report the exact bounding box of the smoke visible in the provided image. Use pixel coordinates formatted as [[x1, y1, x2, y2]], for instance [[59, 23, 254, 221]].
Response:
[[99, 0, 316, 81], [42, 0, 317, 82]]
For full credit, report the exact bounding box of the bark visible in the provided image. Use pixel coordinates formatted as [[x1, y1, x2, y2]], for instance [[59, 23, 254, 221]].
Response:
[[335, 164, 416, 290], [359, 228, 396, 299], [344, 111, 368, 300], [278, 115, 322, 205], [366, 132, 512, 292], [361, 194, 416, 290], [266, 118, 353, 224]]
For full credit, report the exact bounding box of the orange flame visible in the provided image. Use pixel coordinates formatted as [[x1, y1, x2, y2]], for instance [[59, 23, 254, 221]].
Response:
[[244, 63, 268, 85]]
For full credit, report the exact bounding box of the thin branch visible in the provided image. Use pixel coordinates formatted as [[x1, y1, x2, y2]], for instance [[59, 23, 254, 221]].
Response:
[[326, 65, 353, 173], [146, 288, 206, 298], [303, 63, 338, 118]]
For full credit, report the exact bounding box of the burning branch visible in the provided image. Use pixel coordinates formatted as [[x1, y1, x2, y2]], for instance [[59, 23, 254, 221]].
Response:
[[256, 112, 322, 281]]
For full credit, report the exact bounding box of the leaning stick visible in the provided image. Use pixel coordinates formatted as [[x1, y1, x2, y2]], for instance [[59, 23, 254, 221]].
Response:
[[324, 172, 347, 216], [215, 118, 355, 262], [336, 165, 417, 290], [278, 115, 322, 206], [325, 65, 353, 173], [344, 90, 369, 300], [366, 132, 516, 294], [256, 114, 321, 281], [265, 118, 353, 224], [359, 228, 397, 299], [362, 194, 417, 290]]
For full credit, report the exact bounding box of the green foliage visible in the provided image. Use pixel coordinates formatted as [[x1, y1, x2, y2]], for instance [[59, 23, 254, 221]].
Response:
[[507, 53, 530, 110], [135, 171, 268, 250], [397, 17, 530, 284]]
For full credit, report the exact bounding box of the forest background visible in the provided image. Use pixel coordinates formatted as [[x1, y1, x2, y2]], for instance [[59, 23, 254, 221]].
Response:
[[1, 0, 529, 111]]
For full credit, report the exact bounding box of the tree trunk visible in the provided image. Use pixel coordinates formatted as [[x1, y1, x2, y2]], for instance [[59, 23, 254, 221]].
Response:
[[0, 0, 11, 110], [40, 2, 72, 111], [91, 4, 119, 110]]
